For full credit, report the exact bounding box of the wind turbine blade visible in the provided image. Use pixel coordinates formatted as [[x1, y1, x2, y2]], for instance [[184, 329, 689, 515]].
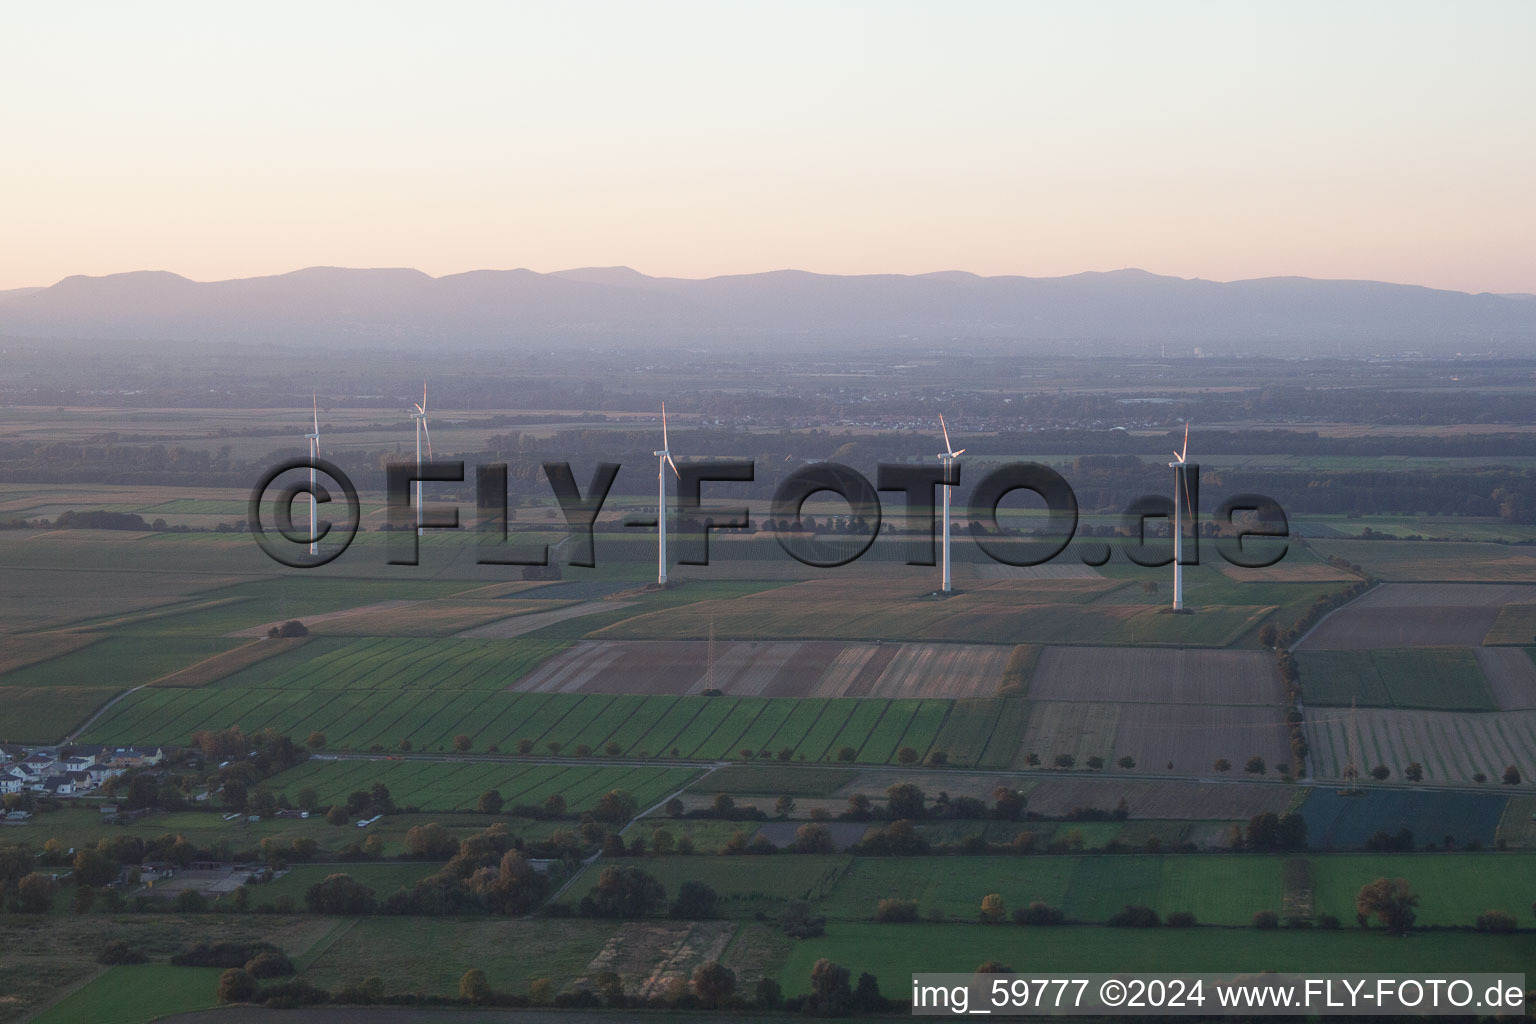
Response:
[[313, 393, 319, 433], [940, 414, 952, 452], [413, 403, 424, 415], [666, 453, 680, 477], [954, 448, 966, 456], [1174, 451, 1184, 463], [1180, 463, 1194, 522], [662, 403, 669, 450], [422, 418, 434, 460], [1180, 422, 1189, 462], [422, 380, 428, 415]]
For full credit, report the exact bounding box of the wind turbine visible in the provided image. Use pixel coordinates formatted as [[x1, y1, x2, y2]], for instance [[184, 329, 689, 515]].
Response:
[[411, 380, 434, 537], [653, 404, 679, 584], [305, 394, 321, 555], [1169, 422, 1193, 611], [937, 414, 965, 593]]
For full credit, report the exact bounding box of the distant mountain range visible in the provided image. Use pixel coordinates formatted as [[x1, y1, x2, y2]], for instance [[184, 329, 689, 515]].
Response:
[[1, 266, 1533, 352]]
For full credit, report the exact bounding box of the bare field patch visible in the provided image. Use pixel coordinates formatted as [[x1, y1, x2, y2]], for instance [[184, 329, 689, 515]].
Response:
[[229, 600, 421, 637], [1020, 776, 1298, 820], [149, 637, 307, 687], [510, 639, 1011, 698], [456, 600, 634, 638], [1307, 706, 1536, 786], [1484, 604, 1536, 645], [1301, 583, 1536, 649], [574, 920, 737, 997], [306, 600, 555, 637], [1019, 700, 1291, 775], [1470, 648, 1536, 710], [1028, 647, 1283, 705]]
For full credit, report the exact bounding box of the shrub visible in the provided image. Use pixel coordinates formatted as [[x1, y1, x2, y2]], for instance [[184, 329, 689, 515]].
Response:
[[98, 940, 148, 965], [1012, 901, 1064, 926], [1253, 910, 1279, 929], [1165, 911, 1197, 928], [245, 951, 295, 979], [1474, 910, 1517, 933], [1106, 905, 1160, 928], [897, 746, 919, 764], [874, 898, 920, 923], [218, 968, 259, 1003]]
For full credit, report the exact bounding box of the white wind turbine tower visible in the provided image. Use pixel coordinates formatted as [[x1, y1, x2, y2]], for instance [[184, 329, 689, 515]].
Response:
[[411, 380, 434, 537], [937, 414, 965, 593], [1169, 422, 1193, 611], [653, 404, 680, 584], [305, 394, 321, 555]]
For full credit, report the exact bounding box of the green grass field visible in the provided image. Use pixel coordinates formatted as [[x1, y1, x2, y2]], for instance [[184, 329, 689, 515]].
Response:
[[1298, 648, 1498, 711], [31, 964, 223, 1024]]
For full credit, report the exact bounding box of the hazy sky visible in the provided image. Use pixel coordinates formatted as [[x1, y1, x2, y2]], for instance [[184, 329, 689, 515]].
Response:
[[3, 2, 1533, 292]]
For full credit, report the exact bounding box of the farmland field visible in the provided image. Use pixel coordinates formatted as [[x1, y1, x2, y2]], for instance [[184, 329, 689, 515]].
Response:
[[1308, 852, 1536, 926], [80, 685, 957, 765], [264, 758, 700, 812], [1028, 647, 1283, 705], [1018, 776, 1299, 820], [1298, 583, 1536, 649], [1016, 701, 1290, 774], [1484, 603, 1536, 645], [773, 924, 1536, 993], [1306, 706, 1536, 787], [1307, 541, 1536, 584], [593, 578, 1272, 647], [251, 862, 443, 908], [1472, 647, 1536, 710], [0, 635, 243, 689], [0, 685, 122, 744], [1298, 788, 1511, 849], [511, 639, 1015, 699], [1297, 648, 1497, 711]]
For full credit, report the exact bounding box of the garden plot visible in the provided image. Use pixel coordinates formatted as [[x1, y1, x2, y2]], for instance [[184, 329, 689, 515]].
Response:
[[1028, 647, 1283, 705], [510, 640, 1012, 699]]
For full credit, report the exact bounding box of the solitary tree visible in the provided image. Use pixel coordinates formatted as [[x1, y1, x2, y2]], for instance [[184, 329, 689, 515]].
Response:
[[1369, 764, 1390, 781], [478, 789, 503, 815], [692, 961, 736, 1006], [1213, 758, 1232, 773], [775, 795, 795, 817], [1245, 756, 1267, 775], [1404, 762, 1424, 783], [1355, 877, 1418, 935], [980, 893, 1006, 924], [306, 732, 326, 750], [1118, 756, 1136, 770], [453, 734, 472, 753], [1502, 765, 1522, 786], [459, 969, 492, 1004]]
